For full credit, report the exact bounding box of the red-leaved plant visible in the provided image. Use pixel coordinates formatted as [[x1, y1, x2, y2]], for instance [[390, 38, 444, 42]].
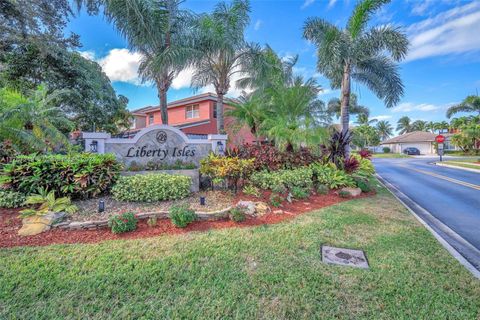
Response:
[[343, 156, 360, 174], [359, 149, 372, 159]]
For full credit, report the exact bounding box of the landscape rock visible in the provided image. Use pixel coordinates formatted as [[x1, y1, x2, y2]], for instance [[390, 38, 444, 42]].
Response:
[[273, 209, 284, 215], [254, 202, 270, 217], [18, 216, 52, 236], [236, 201, 256, 216], [340, 187, 362, 197]]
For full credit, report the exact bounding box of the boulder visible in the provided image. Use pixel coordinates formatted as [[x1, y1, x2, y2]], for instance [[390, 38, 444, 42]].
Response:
[[340, 187, 362, 197], [273, 209, 284, 215], [254, 202, 270, 217], [236, 201, 256, 216], [18, 212, 67, 236]]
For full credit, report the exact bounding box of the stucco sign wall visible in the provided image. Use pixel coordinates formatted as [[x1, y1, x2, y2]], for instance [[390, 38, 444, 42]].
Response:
[[83, 125, 227, 167]]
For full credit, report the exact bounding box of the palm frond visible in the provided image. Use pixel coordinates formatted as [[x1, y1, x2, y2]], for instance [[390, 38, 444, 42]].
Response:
[[347, 0, 390, 39]]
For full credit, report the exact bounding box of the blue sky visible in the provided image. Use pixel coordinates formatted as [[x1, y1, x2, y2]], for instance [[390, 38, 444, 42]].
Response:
[[67, 0, 480, 130]]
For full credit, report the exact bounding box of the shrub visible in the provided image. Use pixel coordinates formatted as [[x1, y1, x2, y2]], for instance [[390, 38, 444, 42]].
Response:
[[231, 144, 322, 171], [108, 212, 138, 234], [338, 190, 351, 198], [316, 184, 329, 195], [352, 154, 375, 178], [169, 205, 196, 228], [382, 147, 391, 153], [0, 189, 25, 208], [112, 173, 191, 202], [310, 163, 355, 189], [359, 149, 372, 159], [242, 185, 260, 197], [291, 186, 310, 199], [145, 160, 196, 171], [1, 153, 122, 199], [269, 193, 284, 207], [355, 177, 373, 193], [20, 189, 77, 218], [271, 184, 287, 194], [250, 167, 313, 191], [229, 207, 246, 222], [326, 130, 352, 168], [200, 153, 254, 192], [343, 156, 360, 174]]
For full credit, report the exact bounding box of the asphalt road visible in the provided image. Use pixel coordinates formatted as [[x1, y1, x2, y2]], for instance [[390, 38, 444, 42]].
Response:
[[373, 156, 480, 270]]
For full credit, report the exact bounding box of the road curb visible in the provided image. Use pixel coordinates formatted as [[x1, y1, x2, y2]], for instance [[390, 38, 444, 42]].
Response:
[[435, 162, 480, 174], [375, 173, 480, 280]]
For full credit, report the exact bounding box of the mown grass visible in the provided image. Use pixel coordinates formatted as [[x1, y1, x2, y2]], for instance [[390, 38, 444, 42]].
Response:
[[1, 183, 479, 319], [442, 161, 480, 171], [372, 153, 411, 158]]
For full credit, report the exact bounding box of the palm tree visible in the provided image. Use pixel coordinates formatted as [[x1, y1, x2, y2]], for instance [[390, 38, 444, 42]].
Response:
[[0, 86, 73, 152], [396, 116, 412, 135], [226, 92, 265, 144], [327, 94, 369, 119], [434, 121, 449, 133], [446, 95, 480, 118], [425, 121, 436, 133], [356, 114, 377, 126], [103, 0, 195, 125], [411, 120, 427, 131], [191, 0, 263, 134], [376, 120, 393, 141], [303, 0, 408, 156]]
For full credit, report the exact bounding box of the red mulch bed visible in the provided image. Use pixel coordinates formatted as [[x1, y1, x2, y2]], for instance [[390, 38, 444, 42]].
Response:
[[0, 191, 372, 248]]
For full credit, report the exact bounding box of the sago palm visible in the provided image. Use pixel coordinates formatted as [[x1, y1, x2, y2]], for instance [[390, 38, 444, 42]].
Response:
[[396, 116, 412, 134], [376, 120, 393, 140], [446, 95, 480, 118], [103, 0, 195, 124], [303, 0, 408, 156], [20, 189, 77, 218], [191, 0, 264, 133]]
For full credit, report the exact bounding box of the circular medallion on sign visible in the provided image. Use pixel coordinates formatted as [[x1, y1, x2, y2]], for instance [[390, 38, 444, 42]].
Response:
[[156, 130, 167, 144]]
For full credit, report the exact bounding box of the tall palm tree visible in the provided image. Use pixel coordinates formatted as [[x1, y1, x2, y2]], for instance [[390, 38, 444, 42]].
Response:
[[446, 95, 480, 118], [425, 121, 436, 133], [303, 0, 408, 156], [376, 120, 393, 141], [411, 120, 427, 131], [191, 0, 263, 134], [225, 91, 265, 144], [396, 116, 412, 134], [435, 121, 449, 133], [327, 93, 369, 119], [356, 114, 377, 126], [103, 0, 195, 125]]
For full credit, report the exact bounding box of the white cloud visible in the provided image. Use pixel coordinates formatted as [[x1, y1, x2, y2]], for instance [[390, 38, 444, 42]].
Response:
[[301, 0, 315, 10], [318, 88, 333, 96], [371, 115, 392, 121], [98, 48, 143, 84], [79, 50, 95, 60], [254, 19, 262, 31], [171, 67, 195, 90], [392, 102, 445, 113], [410, 0, 456, 16], [406, 2, 480, 61], [328, 0, 337, 9]]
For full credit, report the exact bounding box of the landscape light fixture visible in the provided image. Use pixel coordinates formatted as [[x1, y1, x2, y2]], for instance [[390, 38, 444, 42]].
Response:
[[90, 140, 98, 153], [216, 141, 224, 155], [200, 196, 206, 206], [98, 200, 105, 213]]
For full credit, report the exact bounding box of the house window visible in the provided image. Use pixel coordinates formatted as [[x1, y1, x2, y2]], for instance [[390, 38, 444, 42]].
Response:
[[148, 114, 154, 125], [213, 106, 217, 118], [186, 104, 200, 119]]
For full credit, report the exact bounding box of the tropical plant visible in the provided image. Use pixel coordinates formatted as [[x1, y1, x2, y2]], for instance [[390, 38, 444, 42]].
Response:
[[290, 186, 310, 199], [434, 121, 449, 133], [310, 163, 355, 189], [303, 0, 408, 156], [108, 212, 138, 234], [396, 116, 413, 134], [352, 125, 380, 149], [446, 95, 480, 118], [451, 122, 480, 154], [102, 0, 195, 125], [250, 167, 314, 191], [356, 114, 377, 126], [343, 156, 360, 174], [169, 205, 196, 228], [192, 0, 263, 133], [376, 120, 393, 140], [326, 130, 352, 168], [411, 120, 428, 132], [327, 94, 369, 119], [226, 92, 266, 144], [242, 185, 260, 197], [0, 189, 26, 208], [229, 207, 246, 222], [20, 189, 77, 218], [269, 193, 284, 207]]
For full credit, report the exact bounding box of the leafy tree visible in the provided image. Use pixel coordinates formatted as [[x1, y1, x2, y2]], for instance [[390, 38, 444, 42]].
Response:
[[0, 86, 73, 152], [411, 120, 427, 131], [352, 124, 380, 149], [101, 0, 195, 125], [396, 116, 412, 134], [376, 120, 393, 141], [434, 121, 449, 133], [191, 0, 263, 133], [327, 93, 369, 119], [446, 95, 480, 118], [303, 0, 408, 156], [356, 114, 377, 126]]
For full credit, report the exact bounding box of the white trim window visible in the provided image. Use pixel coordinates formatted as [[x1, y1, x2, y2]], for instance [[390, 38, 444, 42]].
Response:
[[186, 104, 200, 119], [148, 114, 154, 125]]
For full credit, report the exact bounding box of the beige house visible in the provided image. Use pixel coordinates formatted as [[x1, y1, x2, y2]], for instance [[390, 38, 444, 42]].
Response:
[[381, 131, 437, 154]]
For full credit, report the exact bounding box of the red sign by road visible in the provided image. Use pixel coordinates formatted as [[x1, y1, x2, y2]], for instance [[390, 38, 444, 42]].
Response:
[[435, 135, 445, 143]]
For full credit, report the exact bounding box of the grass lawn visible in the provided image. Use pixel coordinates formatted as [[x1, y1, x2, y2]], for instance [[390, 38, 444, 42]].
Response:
[[441, 160, 480, 171], [372, 153, 411, 158], [1, 183, 479, 319]]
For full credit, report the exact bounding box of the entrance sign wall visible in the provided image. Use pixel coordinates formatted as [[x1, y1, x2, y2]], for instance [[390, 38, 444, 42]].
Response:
[[82, 125, 227, 167]]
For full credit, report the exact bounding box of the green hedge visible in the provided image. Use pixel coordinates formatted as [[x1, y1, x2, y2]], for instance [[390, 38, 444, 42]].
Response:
[[0, 189, 25, 208], [1, 153, 122, 199], [250, 167, 313, 191], [310, 163, 355, 189], [112, 173, 191, 202]]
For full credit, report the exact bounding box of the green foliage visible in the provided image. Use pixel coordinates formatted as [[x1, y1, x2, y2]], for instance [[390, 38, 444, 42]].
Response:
[[316, 184, 329, 195], [147, 216, 158, 228], [112, 174, 191, 202], [271, 184, 287, 194], [200, 153, 254, 191], [354, 177, 373, 193], [2, 153, 121, 199], [169, 205, 196, 228], [352, 124, 380, 149], [20, 189, 77, 218], [269, 193, 284, 207], [310, 163, 355, 189], [127, 160, 197, 171], [242, 185, 260, 197], [250, 167, 313, 191], [290, 186, 310, 199], [338, 190, 351, 198], [351, 154, 376, 178], [0, 189, 25, 208], [229, 207, 246, 223], [108, 212, 138, 234], [382, 147, 391, 153]]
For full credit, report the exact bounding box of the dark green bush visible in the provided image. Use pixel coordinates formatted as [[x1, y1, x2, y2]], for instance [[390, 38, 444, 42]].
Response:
[[108, 212, 138, 234], [169, 205, 196, 228], [229, 207, 246, 223], [316, 184, 329, 195], [269, 193, 284, 207], [338, 190, 351, 198], [0, 189, 25, 208], [1, 153, 122, 199], [250, 167, 313, 191], [112, 173, 191, 202], [291, 186, 310, 199], [382, 147, 391, 153], [354, 177, 372, 193]]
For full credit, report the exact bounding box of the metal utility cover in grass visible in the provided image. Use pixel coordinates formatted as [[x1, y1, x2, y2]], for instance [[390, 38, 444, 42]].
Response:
[[321, 246, 369, 269]]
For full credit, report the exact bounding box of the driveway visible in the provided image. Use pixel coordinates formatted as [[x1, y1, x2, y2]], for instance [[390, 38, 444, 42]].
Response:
[[373, 156, 480, 271]]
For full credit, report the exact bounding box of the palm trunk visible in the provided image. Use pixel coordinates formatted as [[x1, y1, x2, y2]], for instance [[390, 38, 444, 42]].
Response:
[[216, 93, 225, 134], [156, 78, 169, 125], [340, 63, 351, 157]]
